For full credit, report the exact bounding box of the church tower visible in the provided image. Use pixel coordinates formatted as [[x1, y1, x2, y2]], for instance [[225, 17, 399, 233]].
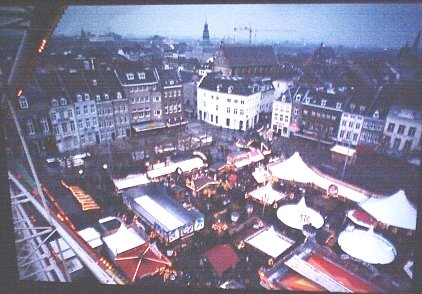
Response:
[[202, 20, 210, 43]]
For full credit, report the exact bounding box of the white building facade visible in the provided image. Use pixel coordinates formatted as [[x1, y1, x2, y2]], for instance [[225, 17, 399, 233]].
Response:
[[337, 112, 364, 146], [383, 106, 422, 156], [197, 75, 261, 131], [271, 93, 292, 138]]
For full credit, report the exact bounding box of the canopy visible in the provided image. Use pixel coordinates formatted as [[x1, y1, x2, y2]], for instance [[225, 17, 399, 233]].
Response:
[[338, 227, 397, 264], [102, 225, 146, 259], [359, 190, 417, 230], [147, 157, 204, 179], [252, 168, 270, 184], [245, 226, 294, 258], [249, 182, 286, 205], [269, 152, 369, 203], [113, 173, 150, 190], [277, 197, 324, 230], [330, 145, 356, 157]]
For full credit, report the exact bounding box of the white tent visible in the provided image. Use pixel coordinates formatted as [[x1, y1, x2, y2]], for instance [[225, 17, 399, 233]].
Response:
[[269, 152, 369, 203], [249, 182, 286, 205], [359, 190, 417, 230], [338, 227, 397, 264], [276, 197, 324, 230], [245, 226, 295, 258]]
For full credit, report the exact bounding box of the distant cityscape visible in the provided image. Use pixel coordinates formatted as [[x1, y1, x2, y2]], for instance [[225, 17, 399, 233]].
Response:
[[1, 4, 420, 293]]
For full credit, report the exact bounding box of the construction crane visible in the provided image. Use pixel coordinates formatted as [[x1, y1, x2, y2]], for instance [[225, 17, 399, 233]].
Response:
[[233, 24, 257, 44]]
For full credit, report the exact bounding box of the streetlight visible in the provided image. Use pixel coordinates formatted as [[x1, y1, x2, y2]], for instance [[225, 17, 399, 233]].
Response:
[[78, 169, 84, 175]]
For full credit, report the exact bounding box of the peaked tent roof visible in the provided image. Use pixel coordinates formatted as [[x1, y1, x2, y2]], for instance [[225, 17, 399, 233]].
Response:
[[359, 190, 417, 230], [268, 152, 370, 203]]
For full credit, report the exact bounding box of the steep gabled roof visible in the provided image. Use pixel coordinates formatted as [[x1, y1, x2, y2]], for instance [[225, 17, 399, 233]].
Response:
[[198, 74, 256, 96], [219, 45, 279, 67], [114, 62, 158, 85]]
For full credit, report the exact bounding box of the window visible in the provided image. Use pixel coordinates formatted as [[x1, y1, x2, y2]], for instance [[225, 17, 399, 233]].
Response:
[[340, 130, 345, 138], [342, 120, 346, 127], [84, 94, 90, 101], [336, 102, 342, 109], [92, 118, 97, 126], [227, 107, 230, 114], [169, 105, 173, 113], [227, 98, 231, 103], [178, 104, 181, 112], [154, 110, 161, 116], [104, 94, 109, 100], [353, 133, 358, 141], [234, 99, 238, 104], [393, 138, 401, 150], [77, 95, 82, 102], [217, 84, 222, 92], [360, 106, 366, 112], [154, 96, 161, 102], [59, 111, 65, 119], [90, 105, 96, 113], [77, 120, 83, 129], [356, 123, 360, 129], [83, 105, 88, 115], [387, 123, 395, 132], [92, 79, 97, 86], [226, 118, 230, 127], [349, 121, 354, 128], [321, 99, 327, 107], [80, 135, 85, 144], [60, 98, 67, 106], [216, 105, 219, 111], [53, 124, 59, 135], [228, 86, 233, 94], [240, 100, 244, 105], [70, 121, 75, 132], [126, 73, 134, 80], [96, 94, 101, 102], [61, 123, 68, 133], [240, 110, 244, 115], [408, 127, 416, 137], [350, 103, 355, 110], [138, 72, 145, 79], [294, 108, 298, 115], [41, 117, 49, 132], [397, 125, 405, 135], [51, 99, 58, 107], [234, 108, 238, 114], [165, 105, 168, 114], [68, 109, 73, 118], [85, 118, 91, 128], [117, 92, 122, 99], [145, 96, 150, 102]]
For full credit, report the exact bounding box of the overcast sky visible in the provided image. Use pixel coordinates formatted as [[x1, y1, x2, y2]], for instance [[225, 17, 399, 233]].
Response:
[[54, 4, 422, 48]]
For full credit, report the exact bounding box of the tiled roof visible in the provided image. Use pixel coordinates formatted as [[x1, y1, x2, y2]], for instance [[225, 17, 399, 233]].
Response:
[[198, 74, 257, 96], [157, 69, 182, 87], [34, 72, 70, 102], [115, 62, 158, 85], [219, 45, 279, 67], [201, 244, 239, 277]]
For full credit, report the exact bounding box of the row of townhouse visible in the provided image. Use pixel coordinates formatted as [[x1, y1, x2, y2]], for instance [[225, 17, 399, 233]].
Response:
[[196, 74, 275, 131], [271, 84, 422, 157], [9, 63, 185, 156]]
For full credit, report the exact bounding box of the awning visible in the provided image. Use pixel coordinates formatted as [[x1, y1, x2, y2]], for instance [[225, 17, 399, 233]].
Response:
[[132, 121, 166, 132], [330, 145, 356, 157], [249, 182, 286, 205], [245, 226, 294, 258], [113, 174, 151, 190]]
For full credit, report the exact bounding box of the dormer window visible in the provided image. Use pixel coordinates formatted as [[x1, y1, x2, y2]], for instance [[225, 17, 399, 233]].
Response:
[[373, 110, 379, 119], [350, 103, 355, 110], [228, 86, 234, 94], [138, 72, 145, 79], [19, 96, 28, 109], [169, 80, 174, 85], [51, 99, 58, 107], [281, 95, 286, 102], [117, 92, 122, 99], [96, 94, 101, 102], [60, 98, 67, 106], [92, 79, 97, 86], [217, 84, 222, 92], [84, 93, 90, 101], [127, 73, 134, 80], [305, 97, 310, 104], [360, 105, 366, 112], [336, 102, 342, 109], [104, 94, 109, 100], [77, 94, 82, 102], [296, 94, 301, 101], [321, 99, 327, 107]]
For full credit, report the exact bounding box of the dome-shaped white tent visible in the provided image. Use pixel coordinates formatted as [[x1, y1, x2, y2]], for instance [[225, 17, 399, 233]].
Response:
[[338, 227, 397, 264], [276, 197, 324, 230]]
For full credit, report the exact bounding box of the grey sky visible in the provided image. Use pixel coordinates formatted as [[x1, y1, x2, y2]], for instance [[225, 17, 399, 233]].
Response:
[[55, 4, 422, 48]]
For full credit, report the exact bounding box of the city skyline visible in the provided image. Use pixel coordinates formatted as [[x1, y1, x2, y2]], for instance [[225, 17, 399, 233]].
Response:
[[54, 4, 422, 48]]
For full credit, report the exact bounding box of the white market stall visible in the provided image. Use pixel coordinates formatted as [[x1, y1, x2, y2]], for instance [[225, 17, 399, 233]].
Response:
[[359, 190, 417, 230], [244, 226, 295, 259], [248, 182, 286, 205], [276, 197, 324, 230], [102, 225, 146, 259], [147, 157, 204, 179], [113, 173, 151, 191], [338, 227, 397, 264]]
